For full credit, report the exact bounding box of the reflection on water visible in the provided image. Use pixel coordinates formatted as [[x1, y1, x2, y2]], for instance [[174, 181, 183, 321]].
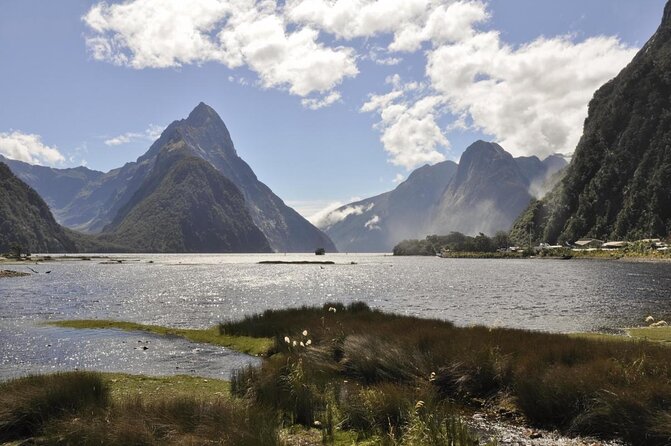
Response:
[[1, 254, 671, 380]]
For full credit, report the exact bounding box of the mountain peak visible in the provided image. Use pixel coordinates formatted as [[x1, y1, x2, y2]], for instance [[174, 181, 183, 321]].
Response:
[[664, 0, 671, 26], [185, 102, 219, 127], [463, 140, 506, 156]]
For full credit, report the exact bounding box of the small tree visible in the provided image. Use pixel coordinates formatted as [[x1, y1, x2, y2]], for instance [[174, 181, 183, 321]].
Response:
[[492, 231, 511, 250]]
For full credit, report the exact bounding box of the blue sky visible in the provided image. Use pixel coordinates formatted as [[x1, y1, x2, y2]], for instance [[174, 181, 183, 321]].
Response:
[[0, 0, 667, 220]]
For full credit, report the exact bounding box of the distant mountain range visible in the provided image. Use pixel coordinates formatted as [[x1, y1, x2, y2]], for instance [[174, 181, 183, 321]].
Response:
[[322, 141, 566, 252], [511, 1, 671, 244], [1, 103, 335, 253]]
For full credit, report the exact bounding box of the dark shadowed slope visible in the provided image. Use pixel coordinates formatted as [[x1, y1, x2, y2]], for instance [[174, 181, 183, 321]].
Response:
[[512, 1, 671, 243], [100, 139, 271, 253], [134, 103, 335, 253], [0, 162, 76, 253]]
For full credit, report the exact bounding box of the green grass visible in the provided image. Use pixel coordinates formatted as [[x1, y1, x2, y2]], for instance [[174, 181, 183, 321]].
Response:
[[100, 373, 231, 403], [627, 326, 671, 343], [49, 319, 273, 356]]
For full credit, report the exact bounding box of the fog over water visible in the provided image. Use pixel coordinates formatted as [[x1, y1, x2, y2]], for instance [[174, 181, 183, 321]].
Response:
[[2, 254, 671, 380]]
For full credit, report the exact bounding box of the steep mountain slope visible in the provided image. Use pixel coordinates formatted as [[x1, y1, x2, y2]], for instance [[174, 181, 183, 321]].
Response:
[[100, 140, 271, 253], [131, 103, 335, 253], [323, 161, 458, 252], [512, 1, 671, 243], [430, 141, 534, 236], [0, 155, 104, 225], [0, 162, 76, 253]]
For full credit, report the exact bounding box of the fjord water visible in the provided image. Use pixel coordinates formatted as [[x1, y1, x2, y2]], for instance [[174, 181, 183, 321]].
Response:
[[2, 254, 671, 380]]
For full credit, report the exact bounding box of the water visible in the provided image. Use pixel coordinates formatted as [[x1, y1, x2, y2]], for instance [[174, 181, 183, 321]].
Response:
[[2, 254, 671, 380]]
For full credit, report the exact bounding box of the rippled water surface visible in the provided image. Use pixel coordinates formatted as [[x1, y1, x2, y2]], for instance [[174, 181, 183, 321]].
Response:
[[2, 254, 671, 380]]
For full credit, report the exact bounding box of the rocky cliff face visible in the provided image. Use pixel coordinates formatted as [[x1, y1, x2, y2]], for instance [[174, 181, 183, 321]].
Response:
[[324, 161, 458, 252], [512, 1, 671, 243], [324, 140, 567, 252], [430, 141, 535, 237]]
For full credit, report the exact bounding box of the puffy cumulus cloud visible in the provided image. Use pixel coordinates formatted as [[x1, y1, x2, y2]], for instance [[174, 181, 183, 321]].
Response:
[[426, 33, 637, 158], [285, 0, 486, 50], [358, 0, 636, 165], [285, 0, 429, 39], [84, 0, 639, 164], [83, 0, 357, 98], [362, 87, 448, 169], [104, 124, 164, 146], [84, 0, 230, 68], [388, 0, 488, 52], [0, 131, 65, 166]]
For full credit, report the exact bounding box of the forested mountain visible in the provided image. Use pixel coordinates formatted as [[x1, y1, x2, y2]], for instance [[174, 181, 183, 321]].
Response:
[[511, 1, 671, 244], [0, 162, 76, 253], [0, 155, 105, 227], [100, 141, 271, 253]]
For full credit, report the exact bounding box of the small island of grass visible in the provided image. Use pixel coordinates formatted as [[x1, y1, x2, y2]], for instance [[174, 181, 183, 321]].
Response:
[[49, 320, 273, 356]]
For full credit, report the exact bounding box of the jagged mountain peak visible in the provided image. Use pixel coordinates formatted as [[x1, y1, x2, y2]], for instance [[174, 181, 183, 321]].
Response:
[[186, 102, 218, 124], [461, 140, 509, 159]]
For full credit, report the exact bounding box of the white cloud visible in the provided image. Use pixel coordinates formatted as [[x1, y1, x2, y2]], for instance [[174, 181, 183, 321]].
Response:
[[357, 2, 636, 165], [425, 33, 637, 158], [311, 202, 374, 228], [0, 131, 65, 166], [104, 124, 164, 146], [392, 173, 405, 184], [83, 0, 639, 165], [364, 214, 381, 230], [83, 0, 357, 99], [301, 91, 342, 110], [362, 89, 448, 169]]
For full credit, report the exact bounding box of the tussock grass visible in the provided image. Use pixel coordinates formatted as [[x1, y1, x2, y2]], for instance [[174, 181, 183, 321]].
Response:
[[0, 371, 279, 445], [225, 302, 671, 445], [0, 372, 108, 442], [50, 319, 273, 356]]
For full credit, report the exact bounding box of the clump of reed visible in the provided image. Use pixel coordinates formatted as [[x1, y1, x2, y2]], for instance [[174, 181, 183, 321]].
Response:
[[225, 302, 671, 445], [44, 396, 278, 446], [0, 371, 107, 441], [0, 371, 279, 445]]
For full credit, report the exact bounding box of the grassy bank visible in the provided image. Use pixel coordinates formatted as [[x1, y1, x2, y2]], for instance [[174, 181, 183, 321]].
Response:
[[49, 320, 273, 356], [222, 303, 671, 446]]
